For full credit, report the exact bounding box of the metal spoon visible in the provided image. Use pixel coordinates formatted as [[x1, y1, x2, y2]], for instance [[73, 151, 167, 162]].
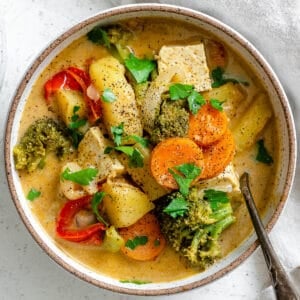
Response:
[[240, 172, 299, 300]]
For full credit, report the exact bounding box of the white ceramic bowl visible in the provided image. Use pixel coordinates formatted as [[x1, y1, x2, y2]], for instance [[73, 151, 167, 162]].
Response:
[[4, 4, 297, 295]]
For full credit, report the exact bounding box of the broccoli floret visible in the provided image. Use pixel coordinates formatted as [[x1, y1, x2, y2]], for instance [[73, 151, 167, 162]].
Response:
[[13, 118, 71, 172], [87, 25, 132, 62], [155, 189, 235, 269], [150, 99, 189, 144]]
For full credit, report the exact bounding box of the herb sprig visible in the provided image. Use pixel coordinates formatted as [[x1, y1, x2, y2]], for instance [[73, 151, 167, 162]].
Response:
[[125, 235, 148, 250], [27, 188, 41, 201], [211, 67, 249, 88], [91, 191, 108, 226], [256, 139, 273, 165], [61, 167, 98, 185], [68, 106, 87, 148]]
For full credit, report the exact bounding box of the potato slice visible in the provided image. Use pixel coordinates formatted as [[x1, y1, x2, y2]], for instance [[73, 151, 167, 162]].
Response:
[[102, 179, 154, 228], [89, 57, 143, 140], [232, 93, 272, 152], [55, 89, 87, 126]]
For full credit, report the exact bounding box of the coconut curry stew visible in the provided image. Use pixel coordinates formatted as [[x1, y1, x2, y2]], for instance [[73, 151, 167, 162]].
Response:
[[13, 18, 277, 283]]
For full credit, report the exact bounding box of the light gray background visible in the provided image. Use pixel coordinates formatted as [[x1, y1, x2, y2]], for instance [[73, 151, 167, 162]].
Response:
[[0, 0, 299, 299]]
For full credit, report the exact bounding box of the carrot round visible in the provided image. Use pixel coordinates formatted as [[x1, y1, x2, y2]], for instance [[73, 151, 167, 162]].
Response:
[[119, 213, 166, 261], [150, 137, 204, 189], [200, 129, 235, 179], [188, 103, 228, 147]]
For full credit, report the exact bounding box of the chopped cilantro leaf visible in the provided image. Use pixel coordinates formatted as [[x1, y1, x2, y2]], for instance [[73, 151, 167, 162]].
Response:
[[204, 189, 229, 211], [111, 123, 124, 146], [87, 26, 110, 48], [256, 139, 273, 165], [210, 98, 224, 111], [102, 88, 116, 103], [169, 163, 201, 196], [104, 146, 114, 154], [68, 106, 87, 148], [91, 191, 108, 226], [187, 90, 206, 114], [27, 188, 41, 201], [120, 279, 151, 285], [129, 148, 144, 168], [163, 195, 188, 218], [169, 83, 194, 100], [211, 67, 249, 88], [125, 236, 148, 250], [124, 53, 156, 83], [124, 135, 149, 148], [61, 167, 98, 186]]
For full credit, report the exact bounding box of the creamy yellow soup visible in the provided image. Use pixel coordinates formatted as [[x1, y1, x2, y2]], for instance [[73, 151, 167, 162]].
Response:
[[16, 18, 277, 283]]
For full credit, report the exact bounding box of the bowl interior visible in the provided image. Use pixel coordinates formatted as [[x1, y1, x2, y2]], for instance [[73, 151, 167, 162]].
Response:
[[5, 4, 296, 295]]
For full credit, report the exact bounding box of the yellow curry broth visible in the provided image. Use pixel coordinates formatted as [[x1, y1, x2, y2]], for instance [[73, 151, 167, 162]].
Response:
[[17, 18, 277, 282]]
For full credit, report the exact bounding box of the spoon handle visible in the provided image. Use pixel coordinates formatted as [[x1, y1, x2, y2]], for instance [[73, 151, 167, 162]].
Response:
[[240, 172, 299, 300]]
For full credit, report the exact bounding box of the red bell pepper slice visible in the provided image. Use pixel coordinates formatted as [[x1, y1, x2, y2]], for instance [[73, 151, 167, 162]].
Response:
[[44, 67, 102, 123], [56, 195, 106, 244]]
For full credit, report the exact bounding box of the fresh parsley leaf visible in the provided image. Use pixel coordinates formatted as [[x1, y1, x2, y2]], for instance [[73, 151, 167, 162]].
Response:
[[102, 88, 116, 103], [61, 167, 98, 186], [27, 188, 41, 201], [163, 195, 188, 218], [124, 135, 150, 148], [125, 235, 148, 250], [169, 83, 194, 100], [91, 191, 108, 226], [256, 139, 273, 165], [87, 26, 110, 48], [187, 89, 206, 114], [211, 67, 249, 88], [120, 279, 151, 285], [111, 123, 124, 146], [124, 53, 156, 84], [169, 163, 201, 196], [204, 189, 229, 211], [210, 98, 224, 111], [174, 163, 202, 180], [68, 106, 87, 148], [115, 146, 144, 168], [129, 148, 144, 168]]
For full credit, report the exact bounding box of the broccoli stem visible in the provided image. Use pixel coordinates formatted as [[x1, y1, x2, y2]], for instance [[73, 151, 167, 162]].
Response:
[[209, 203, 233, 222], [206, 215, 236, 239]]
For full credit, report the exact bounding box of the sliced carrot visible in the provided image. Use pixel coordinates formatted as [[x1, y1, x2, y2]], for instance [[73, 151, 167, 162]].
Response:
[[150, 137, 204, 189], [119, 213, 166, 261], [205, 40, 228, 69], [188, 103, 228, 147], [200, 129, 235, 179]]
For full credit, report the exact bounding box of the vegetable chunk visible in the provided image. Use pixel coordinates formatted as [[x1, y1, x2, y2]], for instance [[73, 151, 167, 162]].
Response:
[[158, 43, 211, 92], [150, 137, 204, 189], [232, 93, 272, 152], [102, 179, 154, 228], [119, 213, 166, 261], [89, 56, 143, 140]]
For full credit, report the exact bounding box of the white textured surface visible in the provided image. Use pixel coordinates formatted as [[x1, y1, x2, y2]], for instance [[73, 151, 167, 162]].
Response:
[[0, 0, 299, 299]]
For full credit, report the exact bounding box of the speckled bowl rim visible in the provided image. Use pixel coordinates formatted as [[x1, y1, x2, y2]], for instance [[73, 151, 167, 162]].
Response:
[[4, 3, 297, 296]]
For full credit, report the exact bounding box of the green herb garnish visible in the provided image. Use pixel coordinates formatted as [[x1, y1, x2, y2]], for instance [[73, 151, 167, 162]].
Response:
[[211, 67, 249, 88], [120, 279, 151, 285], [210, 98, 224, 111], [125, 235, 148, 250], [163, 195, 188, 218], [204, 189, 229, 211], [87, 26, 110, 48], [111, 123, 124, 146], [169, 163, 201, 196], [124, 53, 156, 83], [187, 90, 206, 114], [61, 167, 98, 186], [102, 88, 116, 103], [124, 135, 149, 148], [91, 191, 108, 226], [169, 83, 194, 100], [169, 83, 205, 114], [256, 139, 273, 165], [27, 188, 41, 201], [115, 146, 144, 168], [68, 106, 87, 148]]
